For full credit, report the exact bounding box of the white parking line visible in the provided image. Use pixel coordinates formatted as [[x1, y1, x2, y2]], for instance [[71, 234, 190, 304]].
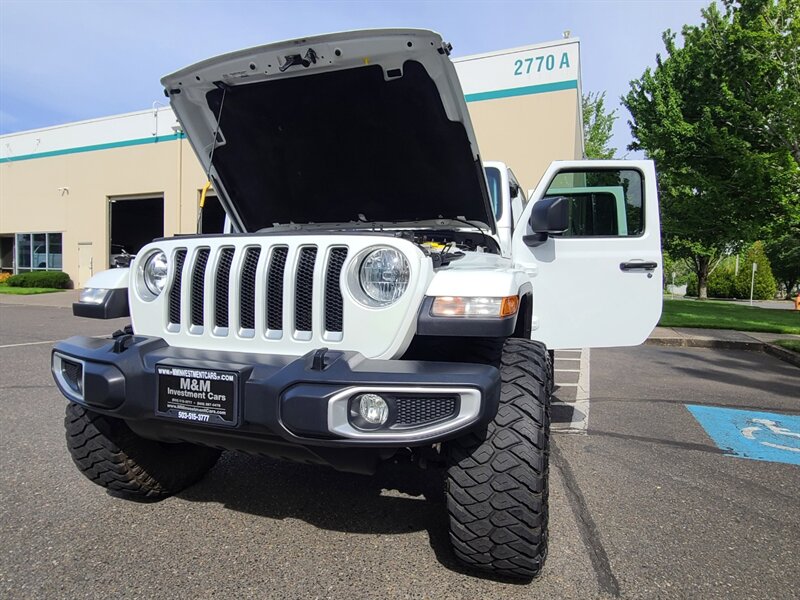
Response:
[[578, 348, 590, 402], [0, 339, 61, 349], [554, 348, 591, 434], [0, 335, 108, 350]]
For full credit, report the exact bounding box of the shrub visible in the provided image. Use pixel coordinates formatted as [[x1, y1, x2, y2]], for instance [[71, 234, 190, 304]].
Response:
[[6, 271, 71, 289], [686, 247, 778, 300], [685, 267, 735, 298], [0, 272, 11, 284], [662, 253, 692, 290], [734, 241, 777, 300], [707, 264, 736, 298], [686, 273, 698, 297], [686, 260, 736, 298]]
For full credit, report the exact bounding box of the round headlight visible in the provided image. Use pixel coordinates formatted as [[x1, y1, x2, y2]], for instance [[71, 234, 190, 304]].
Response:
[[143, 251, 169, 296], [359, 248, 410, 305]]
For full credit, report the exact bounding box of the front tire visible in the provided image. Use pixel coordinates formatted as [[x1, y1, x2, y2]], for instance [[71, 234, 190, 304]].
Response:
[[65, 403, 221, 500], [445, 338, 551, 580]]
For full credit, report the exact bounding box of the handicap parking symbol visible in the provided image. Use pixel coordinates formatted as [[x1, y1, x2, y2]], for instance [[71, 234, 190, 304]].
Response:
[[686, 405, 800, 466]]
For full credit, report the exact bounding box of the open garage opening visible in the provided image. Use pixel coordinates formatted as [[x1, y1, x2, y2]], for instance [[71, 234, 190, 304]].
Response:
[[199, 193, 225, 234], [109, 195, 164, 268]]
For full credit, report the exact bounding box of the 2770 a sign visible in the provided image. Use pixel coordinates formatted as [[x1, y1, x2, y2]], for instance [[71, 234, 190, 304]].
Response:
[[513, 52, 571, 76]]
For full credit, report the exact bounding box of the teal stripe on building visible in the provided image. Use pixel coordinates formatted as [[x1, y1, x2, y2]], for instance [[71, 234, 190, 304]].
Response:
[[464, 79, 578, 103], [1, 79, 577, 164], [0, 132, 186, 164]]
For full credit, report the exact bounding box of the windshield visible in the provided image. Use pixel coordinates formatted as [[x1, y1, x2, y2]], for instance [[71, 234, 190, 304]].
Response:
[[484, 166, 502, 220]]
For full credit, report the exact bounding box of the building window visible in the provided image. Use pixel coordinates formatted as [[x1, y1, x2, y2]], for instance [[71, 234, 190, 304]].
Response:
[[14, 232, 63, 272]]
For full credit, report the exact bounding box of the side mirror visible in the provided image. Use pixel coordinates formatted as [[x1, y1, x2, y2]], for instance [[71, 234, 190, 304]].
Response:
[[524, 196, 569, 247]]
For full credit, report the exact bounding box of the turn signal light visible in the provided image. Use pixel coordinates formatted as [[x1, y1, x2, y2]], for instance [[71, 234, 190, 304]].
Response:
[[500, 295, 520, 317], [431, 295, 520, 318]]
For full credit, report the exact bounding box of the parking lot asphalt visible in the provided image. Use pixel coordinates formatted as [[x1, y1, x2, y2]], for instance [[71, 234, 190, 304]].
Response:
[[1, 302, 798, 599]]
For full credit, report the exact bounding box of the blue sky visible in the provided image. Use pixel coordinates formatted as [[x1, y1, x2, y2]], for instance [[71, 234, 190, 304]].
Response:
[[0, 0, 711, 155]]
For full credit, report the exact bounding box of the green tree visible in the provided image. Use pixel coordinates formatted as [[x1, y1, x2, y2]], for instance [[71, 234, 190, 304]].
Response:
[[722, 0, 800, 170], [764, 227, 800, 297], [685, 257, 737, 297], [623, 0, 800, 299], [582, 91, 618, 159], [734, 241, 778, 300]]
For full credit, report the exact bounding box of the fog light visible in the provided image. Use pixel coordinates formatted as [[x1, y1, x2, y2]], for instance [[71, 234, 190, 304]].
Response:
[[358, 393, 389, 425]]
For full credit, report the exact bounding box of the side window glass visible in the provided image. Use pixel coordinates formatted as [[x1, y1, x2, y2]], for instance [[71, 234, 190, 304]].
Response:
[[484, 167, 503, 220], [544, 169, 643, 237], [508, 174, 522, 224]]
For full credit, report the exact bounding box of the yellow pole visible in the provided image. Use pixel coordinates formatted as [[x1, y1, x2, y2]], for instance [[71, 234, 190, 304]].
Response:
[[199, 180, 211, 209], [197, 180, 212, 233]]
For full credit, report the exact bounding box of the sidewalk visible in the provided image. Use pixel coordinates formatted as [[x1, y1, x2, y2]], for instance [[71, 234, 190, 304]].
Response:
[[0, 289, 79, 309], [666, 296, 797, 310]]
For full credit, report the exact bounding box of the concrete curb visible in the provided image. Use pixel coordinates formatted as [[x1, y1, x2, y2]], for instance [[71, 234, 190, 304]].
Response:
[[764, 343, 800, 368], [645, 337, 764, 351], [646, 336, 800, 368]]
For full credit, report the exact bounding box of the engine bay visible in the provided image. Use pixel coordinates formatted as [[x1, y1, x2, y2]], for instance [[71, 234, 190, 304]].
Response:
[[254, 221, 501, 259], [400, 229, 500, 267]]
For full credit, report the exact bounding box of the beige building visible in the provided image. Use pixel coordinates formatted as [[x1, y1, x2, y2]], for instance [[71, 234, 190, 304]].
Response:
[[0, 38, 582, 287]]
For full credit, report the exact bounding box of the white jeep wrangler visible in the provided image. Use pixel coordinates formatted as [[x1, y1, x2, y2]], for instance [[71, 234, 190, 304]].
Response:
[[52, 29, 662, 580]]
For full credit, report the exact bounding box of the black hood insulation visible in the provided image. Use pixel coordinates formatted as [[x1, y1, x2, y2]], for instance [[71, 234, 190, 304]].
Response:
[[205, 60, 493, 232]]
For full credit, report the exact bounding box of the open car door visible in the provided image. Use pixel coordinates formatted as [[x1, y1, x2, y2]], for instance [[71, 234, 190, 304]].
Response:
[[511, 160, 662, 349]]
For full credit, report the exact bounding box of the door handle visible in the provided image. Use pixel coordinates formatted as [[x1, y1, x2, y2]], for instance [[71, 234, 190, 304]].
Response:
[[620, 261, 657, 272]]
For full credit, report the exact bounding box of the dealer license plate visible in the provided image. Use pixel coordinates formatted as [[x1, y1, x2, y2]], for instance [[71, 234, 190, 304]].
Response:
[[156, 365, 238, 427]]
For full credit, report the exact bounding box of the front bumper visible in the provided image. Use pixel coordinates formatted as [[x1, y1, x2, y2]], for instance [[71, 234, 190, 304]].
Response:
[[51, 335, 500, 474]]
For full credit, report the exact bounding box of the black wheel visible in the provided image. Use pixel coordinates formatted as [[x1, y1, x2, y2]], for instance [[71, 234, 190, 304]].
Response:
[[65, 403, 221, 500], [445, 338, 550, 580]]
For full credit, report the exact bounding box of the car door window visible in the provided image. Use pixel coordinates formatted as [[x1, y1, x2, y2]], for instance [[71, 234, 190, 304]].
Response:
[[544, 169, 644, 237], [484, 166, 503, 220], [508, 175, 523, 225]]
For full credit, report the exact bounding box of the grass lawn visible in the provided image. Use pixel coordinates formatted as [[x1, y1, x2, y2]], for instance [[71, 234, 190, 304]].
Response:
[[0, 283, 64, 295], [774, 339, 800, 353], [660, 299, 800, 334]]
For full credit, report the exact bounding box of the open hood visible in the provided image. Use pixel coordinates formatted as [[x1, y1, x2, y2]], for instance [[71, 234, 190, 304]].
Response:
[[162, 29, 495, 233]]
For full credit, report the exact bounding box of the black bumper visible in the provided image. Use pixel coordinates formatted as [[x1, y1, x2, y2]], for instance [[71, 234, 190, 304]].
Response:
[[51, 335, 500, 474]]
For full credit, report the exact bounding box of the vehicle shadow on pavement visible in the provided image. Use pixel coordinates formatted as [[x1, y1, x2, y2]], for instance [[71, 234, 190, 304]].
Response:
[[177, 451, 520, 582], [653, 348, 800, 397]]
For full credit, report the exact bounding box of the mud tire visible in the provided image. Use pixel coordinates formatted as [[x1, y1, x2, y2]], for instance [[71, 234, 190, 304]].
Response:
[[445, 338, 551, 580], [65, 403, 221, 500]]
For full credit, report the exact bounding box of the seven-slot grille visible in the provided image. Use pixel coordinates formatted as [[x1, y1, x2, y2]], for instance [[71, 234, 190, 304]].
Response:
[[167, 244, 348, 339]]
